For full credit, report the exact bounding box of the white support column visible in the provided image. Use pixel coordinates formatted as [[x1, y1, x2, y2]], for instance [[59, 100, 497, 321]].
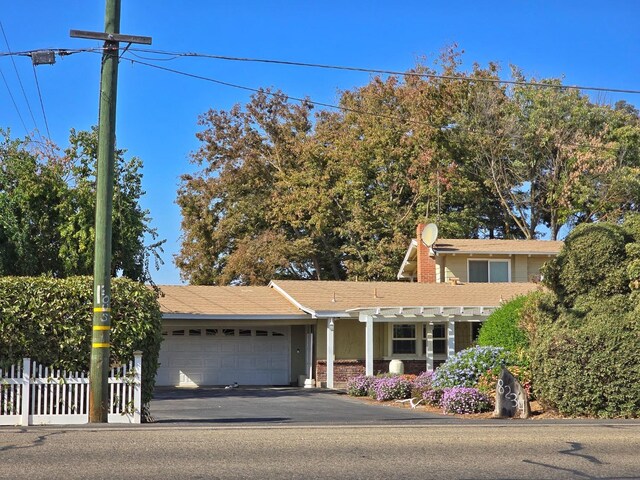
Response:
[[132, 351, 142, 424], [426, 324, 434, 372], [447, 319, 456, 359], [365, 314, 374, 376], [21, 357, 31, 426], [305, 325, 314, 381], [326, 318, 335, 389]]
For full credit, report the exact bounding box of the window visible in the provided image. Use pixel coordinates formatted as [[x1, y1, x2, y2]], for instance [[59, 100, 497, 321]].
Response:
[[433, 324, 447, 354], [468, 259, 510, 283], [239, 329, 252, 337], [205, 328, 218, 336], [222, 328, 235, 336], [188, 329, 201, 336], [422, 324, 447, 355], [392, 324, 416, 354], [256, 330, 268, 336]]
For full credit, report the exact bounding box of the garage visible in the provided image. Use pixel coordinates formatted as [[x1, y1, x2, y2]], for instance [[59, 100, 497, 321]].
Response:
[[157, 326, 291, 387]]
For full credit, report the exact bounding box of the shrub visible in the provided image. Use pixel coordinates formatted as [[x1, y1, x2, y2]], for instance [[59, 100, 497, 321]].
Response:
[[530, 296, 640, 418], [432, 346, 514, 388], [477, 296, 529, 352], [530, 219, 640, 418], [441, 387, 492, 414], [422, 388, 444, 407], [411, 371, 435, 398], [0, 276, 163, 407], [346, 375, 375, 397], [370, 375, 413, 401], [542, 222, 629, 308]]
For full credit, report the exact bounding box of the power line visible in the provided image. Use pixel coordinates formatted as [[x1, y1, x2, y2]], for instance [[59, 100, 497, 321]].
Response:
[[0, 47, 107, 58], [128, 47, 640, 96], [3, 45, 639, 96], [0, 66, 29, 135], [0, 20, 42, 139], [122, 55, 624, 156], [122, 55, 434, 127], [31, 63, 51, 139]]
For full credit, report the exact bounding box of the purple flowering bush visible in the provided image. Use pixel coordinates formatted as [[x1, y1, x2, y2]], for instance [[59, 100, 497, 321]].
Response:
[[411, 371, 435, 399], [346, 375, 375, 397], [440, 387, 492, 414], [422, 388, 444, 407], [370, 375, 413, 401]]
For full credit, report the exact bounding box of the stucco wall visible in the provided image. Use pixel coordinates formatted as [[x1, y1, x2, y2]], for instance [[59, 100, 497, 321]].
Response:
[[442, 254, 549, 283], [316, 318, 384, 360], [528, 256, 549, 281]]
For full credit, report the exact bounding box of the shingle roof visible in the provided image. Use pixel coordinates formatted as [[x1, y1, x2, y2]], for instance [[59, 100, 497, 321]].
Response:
[[433, 238, 564, 255], [157, 285, 305, 316], [270, 280, 541, 315]]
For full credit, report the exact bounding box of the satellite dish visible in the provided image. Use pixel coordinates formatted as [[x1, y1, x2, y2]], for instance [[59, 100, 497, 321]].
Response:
[[421, 223, 439, 247]]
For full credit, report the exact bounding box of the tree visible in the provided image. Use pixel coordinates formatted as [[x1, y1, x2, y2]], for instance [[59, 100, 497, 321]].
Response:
[[177, 47, 640, 285], [176, 90, 342, 285], [0, 128, 163, 282], [0, 131, 67, 275], [454, 68, 640, 240]]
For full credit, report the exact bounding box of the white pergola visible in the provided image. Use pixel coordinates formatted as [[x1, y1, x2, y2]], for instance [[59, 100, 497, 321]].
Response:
[[324, 305, 497, 388]]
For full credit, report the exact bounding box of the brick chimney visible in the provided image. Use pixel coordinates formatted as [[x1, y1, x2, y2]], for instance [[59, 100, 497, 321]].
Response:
[[416, 223, 437, 283]]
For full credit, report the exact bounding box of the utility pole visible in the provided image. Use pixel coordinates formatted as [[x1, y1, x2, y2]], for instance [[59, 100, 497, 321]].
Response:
[[71, 0, 151, 423]]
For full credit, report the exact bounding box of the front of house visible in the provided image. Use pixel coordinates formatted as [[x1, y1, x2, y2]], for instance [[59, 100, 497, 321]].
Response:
[[156, 225, 562, 388]]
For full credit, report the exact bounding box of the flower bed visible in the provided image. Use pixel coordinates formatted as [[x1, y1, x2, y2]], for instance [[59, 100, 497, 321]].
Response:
[[440, 387, 492, 414]]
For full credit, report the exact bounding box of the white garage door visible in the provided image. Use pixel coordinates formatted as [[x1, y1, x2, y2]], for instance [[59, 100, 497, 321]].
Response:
[[157, 326, 290, 387]]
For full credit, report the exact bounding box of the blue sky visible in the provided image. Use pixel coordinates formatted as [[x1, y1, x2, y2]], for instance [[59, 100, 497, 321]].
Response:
[[1, 1, 639, 284]]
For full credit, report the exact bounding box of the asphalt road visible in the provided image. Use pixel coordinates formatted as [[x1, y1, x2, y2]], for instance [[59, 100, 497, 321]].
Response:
[[1, 423, 639, 479]]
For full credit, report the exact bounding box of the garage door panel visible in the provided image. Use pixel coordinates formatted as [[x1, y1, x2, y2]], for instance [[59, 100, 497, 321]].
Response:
[[220, 342, 238, 354], [157, 326, 290, 386]]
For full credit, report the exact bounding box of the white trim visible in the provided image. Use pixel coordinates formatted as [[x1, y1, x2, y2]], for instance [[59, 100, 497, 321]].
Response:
[[425, 323, 434, 371], [326, 318, 335, 388], [397, 239, 418, 280], [269, 281, 318, 317], [365, 315, 374, 376], [467, 258, 512, 283], [447, 320, 456, 359], [162, 313, 312, 321]]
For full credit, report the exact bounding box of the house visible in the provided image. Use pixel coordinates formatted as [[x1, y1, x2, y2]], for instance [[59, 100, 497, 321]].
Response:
[[156, 225, 563, 388]]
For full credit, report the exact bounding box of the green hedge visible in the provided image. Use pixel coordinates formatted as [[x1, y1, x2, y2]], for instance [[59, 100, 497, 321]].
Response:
[[0, 276, 162, 407], [531, 217, 640, 417], [530, 296, 640, 418], [477, 295, 529, 353]]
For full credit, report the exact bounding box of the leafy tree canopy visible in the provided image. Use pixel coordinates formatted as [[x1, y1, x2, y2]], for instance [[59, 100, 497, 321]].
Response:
[[0, 127, 163, 282], [177, 47, 640, 285]]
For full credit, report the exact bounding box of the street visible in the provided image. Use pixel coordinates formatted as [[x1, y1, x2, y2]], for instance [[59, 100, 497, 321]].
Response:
[[1, 423, 639, 479]]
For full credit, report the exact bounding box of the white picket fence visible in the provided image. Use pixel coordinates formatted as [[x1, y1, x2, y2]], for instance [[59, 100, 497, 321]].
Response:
[[0, 352, 142, 426]]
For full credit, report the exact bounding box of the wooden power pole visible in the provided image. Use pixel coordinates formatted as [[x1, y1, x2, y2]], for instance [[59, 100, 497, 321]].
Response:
[[71, 0, 151, 423]]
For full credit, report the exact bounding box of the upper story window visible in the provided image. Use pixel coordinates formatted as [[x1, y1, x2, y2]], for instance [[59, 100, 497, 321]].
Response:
[[468, 259, 510, 282]]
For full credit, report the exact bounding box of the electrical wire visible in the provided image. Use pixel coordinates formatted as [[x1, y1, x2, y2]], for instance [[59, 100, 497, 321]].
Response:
[[0, 66, 29, 135], [127, 47, 640, 96], [0, 21, 42, 139], [31, 63, 51, 139], [122, 55, 625, 155], [122, 55, 434, 127]]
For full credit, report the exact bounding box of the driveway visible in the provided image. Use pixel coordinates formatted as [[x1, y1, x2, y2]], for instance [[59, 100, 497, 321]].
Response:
[[149, 387, 455, 426]]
